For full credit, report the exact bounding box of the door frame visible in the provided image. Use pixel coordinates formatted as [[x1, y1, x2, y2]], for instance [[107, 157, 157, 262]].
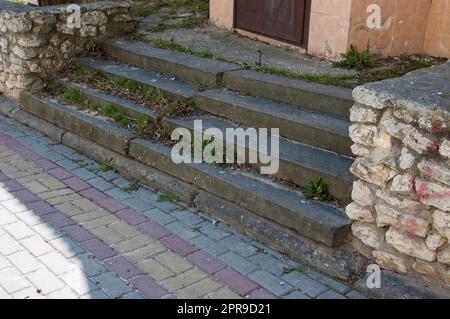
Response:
[[233, 0, 312, 49]]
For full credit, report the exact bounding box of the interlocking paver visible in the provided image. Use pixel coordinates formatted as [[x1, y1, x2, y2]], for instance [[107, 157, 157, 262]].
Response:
[[123, 244, 166, 264], [47, 236, 85, 259], [0, 114, 367, 299], [177, 277, 223, 299], [0, 267, 30, 293], [316, 289, 347, 299], [39, 251, 76, 275], [136, 259, 174, 281], [8, 250, 42, 274], [59, 268, 98, 295], [21, 235, 54, 257], [0, 233, 23, 255], [248, 270, 294, 297], [26, 268, 65, 295], [3, 221, 35, 240], [155, 251, 192, 274], [142, 208, 176, 226], [162, 267, 208, 291], [282, 271, 328, 298], [91, 272, 133, 298], [218, 251, 258, 275]]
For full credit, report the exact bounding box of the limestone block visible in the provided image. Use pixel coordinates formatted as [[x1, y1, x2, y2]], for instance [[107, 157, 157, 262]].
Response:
[[386, 228, 436, 262]]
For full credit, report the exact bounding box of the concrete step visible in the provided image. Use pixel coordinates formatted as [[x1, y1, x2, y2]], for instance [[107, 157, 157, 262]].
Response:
[[195, 89, 352, 156], [62, 81, 354, 200], [19, 92, 351, 247], [101, 39, 240, 88], [223, 70, 354, 118], [77, 58, 198, 102]]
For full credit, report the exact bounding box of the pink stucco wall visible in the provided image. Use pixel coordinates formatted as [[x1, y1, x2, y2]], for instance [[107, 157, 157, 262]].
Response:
[[209, 0, 450, 59]]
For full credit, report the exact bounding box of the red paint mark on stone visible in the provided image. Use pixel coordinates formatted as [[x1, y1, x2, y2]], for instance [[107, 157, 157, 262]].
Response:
[[403, 217, 419, 239], [427, 140, 439, 151], [416, 180, 450, 202], [431, 122, 444, 134]]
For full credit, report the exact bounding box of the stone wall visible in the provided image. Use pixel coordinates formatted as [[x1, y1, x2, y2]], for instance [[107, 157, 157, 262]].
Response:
[[0, 0, 134, 98], [348, 61, 450, 287]]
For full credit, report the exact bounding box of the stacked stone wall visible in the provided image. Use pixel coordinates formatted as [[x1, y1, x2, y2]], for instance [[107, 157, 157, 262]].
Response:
[[348, 61, 450, 287], [0, 0, 134, 97]]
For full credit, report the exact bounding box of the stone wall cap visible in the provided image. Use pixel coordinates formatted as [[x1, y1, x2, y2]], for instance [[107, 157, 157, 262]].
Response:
[[0, 0, 129, 14], [354, 62, 450, 115]]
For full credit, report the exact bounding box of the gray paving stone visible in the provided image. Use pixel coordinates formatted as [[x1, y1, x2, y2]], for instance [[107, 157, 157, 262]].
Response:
[[63, 152, 88, 162], [7, 250, 43, 274], [307, 271, 351, 294], [152, 198, 181, 213], [60, 268, 98, 295], [249, 253, 292, 276], [26, 268, 65, 295], [346, 290, 368, 299], [165, 221, 201, 241], [171, 210, 204, 226], [123, 197, 155, 212], [191, 236, 229, 257], [72, 167, 97, 180], [55, 159, 80, 171], [120, 291, 145, 299], [317, 289, 347, 299], [0, 267, 31, 293], [219, 236, 258, 258], [194, 221, 232, 241], [69, 253, 108, 277], [105, 187, 133, 201], [96, 170, 120, 182], [133, 188, 159, 203], [248, 270, 294, 297], [111, 177, 132, 188], [82, 289, 111, 299], [142, 208, 176, 226], [49, 236, 85, 259], [91, 272, 133, 298], [218, 251, 258, 275], [282, 271, 328, 298], [284, 290, 311, 299], [39, 151, 66, 162], [86, 177, 115, 192]]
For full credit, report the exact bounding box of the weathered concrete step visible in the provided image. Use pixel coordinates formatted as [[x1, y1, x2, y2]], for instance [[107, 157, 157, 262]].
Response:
[[129, 139, 351, 247], [20, 93, 134, 155], [62, 81, 354, 200], [18, 92, 351, 247], [61, 80, 158, 120], [77, 58, 198, 102], [223, 70, 354, 118], [101, 39, 240, 88], [195, 89, 352, 156], [167, 115, 354, 200]]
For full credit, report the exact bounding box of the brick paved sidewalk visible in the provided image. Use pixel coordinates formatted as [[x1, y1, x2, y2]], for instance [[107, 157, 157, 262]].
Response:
[[0, 114, 367, 299]]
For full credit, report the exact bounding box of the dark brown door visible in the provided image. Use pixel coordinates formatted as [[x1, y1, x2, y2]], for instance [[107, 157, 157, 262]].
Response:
[[235, 0, 310, 47]]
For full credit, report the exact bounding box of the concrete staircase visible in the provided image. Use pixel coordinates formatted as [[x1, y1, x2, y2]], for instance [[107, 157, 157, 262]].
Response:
[[17, 38, 366, 280]]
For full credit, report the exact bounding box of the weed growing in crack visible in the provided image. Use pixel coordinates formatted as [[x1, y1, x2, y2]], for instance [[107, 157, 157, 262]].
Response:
[[305, 176, 330, 201]]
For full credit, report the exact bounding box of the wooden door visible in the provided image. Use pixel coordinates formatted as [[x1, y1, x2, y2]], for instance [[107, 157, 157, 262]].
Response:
[[235, 0, 311, 47]]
